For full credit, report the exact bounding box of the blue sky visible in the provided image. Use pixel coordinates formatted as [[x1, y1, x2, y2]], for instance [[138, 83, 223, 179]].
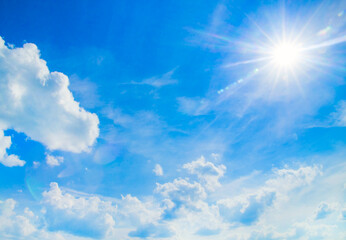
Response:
[[0, 0, 345, 239]]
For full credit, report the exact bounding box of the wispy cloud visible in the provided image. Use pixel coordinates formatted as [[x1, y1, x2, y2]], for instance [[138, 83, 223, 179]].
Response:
[[128, 68, 178, 88]]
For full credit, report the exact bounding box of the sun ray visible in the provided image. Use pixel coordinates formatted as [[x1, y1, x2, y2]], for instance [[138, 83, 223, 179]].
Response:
[[294, 0, 326, 43], [244, 13, 277, 46], [303, 35, 346, 51], [223, 57, 271, 68]]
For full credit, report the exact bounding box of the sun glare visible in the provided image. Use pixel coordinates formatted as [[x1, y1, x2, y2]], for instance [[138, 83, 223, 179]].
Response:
[[271, 42, 302, 68]]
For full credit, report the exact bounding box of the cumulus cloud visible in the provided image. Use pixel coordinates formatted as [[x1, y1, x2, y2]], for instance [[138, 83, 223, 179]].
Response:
[[0, 198, 86, 240], [115, 194, 161, 227], [155, 178, 207, 220], [0, 130, 25, 167], [42, 182, 116, 238], [265, 165, 322, 194], [0, 37, 99, 153], [46, 154, 64, 167], [217, 165, 322, 226], [218, 190, 276, 225], [1, 161, 344, 240], [153, 164, 163, 176], [183, 156, 226, 191], [156, 178, 206, 204], [0, 199, 37, 238]]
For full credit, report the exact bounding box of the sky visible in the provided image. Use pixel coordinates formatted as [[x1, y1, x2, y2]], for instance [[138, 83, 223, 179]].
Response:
[[0, 0, 345, 239]]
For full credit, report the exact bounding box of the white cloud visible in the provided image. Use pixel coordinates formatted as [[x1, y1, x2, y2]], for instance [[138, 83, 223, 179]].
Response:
[[0, 37, 99, 153], [0, 198, 92, 240], [102, 108, 172, 160], [128, 223, 174, 239], [331, 100, 346, 126], [0, 159, 344, 240], [183, 156, 226, 191], [217, 165, 322, 225], [156, 178, 207, 204], [177, 97, 210, 116], [314, 202, 335, 220], [0, 199, 37, 238], [218, 190, 276, 225], [69, 74, 102, 109], [130, 69, 178, 88], [265, 165, 322, 195], [115, 194, 162, 227], [46, 154, 64, 167], [153, 164, 163, 176], [42, 182, 116, 238], [0, 130, 25, 167]]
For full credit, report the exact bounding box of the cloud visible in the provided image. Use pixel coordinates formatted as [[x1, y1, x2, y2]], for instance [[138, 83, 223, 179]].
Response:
[[1, 158, 345, 240], [0, 130, 25, 167], [156, 178, 207, 204], [177, 97, 210, 116], [341, 208, 346, 220], [153, 158, 223, 216], [128, 224, 174, 239], [217, 165, 322, 227], [130, 69, 178, 88], [0, 37, 99, 153], [314, 202, 335, 220], [0, 198, 86, 240], [0, 199, 37, 238], [42, 182, 116, 239], [115, 194, 161, 227], [153, 164, 163, 176], [218, 190, 276, 225], [330, 100, 346, 126], [102, 108, 172, 160], [46, 154, 64, 167], [183, 156, 226, 191], [69, 74, 102, 109], [265, 165, 322, 194]]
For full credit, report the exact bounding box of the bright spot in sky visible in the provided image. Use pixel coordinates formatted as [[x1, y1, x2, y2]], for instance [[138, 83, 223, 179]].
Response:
[[271, 42, 302, 68]]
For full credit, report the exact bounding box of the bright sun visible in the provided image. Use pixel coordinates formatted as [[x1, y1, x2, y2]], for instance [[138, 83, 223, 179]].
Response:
[[271, 42, 302, 68]]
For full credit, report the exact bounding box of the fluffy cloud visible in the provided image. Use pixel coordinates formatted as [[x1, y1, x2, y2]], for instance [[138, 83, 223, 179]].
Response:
[[0, 199, 37, 238], [115, 194, 161, 227], [1, 159, 344, 240], [42, 182, 116, 239], [183, 156, 226, 191], [218, 190, 276, 225], [217, 165, 321, 226], [152, 156, 224, 226], [0, 130, 25, 167], [0, 37, 99, 154], [156, 178, 206, 205], [46, 154, 64, 167], [0, 198, 93, 240], [153, 164, 163, 176]]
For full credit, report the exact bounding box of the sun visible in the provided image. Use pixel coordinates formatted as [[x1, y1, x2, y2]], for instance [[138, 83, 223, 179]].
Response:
[[271, 42, 302, 68]]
